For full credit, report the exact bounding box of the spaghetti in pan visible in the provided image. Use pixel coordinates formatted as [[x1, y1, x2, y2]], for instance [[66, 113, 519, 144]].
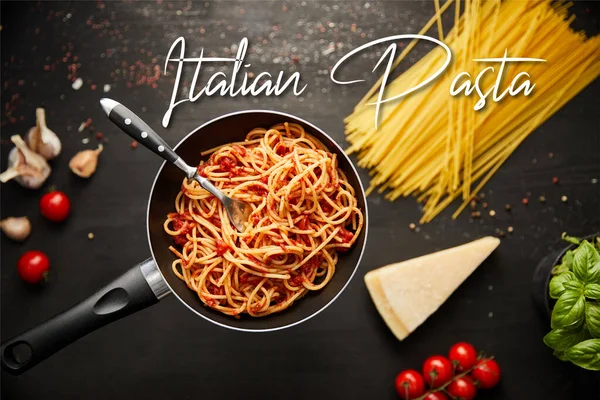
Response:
[[164, 122, 364, 317]]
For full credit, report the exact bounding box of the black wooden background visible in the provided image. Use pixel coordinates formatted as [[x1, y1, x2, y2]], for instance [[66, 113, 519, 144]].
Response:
[[1, 1, 599, 399]]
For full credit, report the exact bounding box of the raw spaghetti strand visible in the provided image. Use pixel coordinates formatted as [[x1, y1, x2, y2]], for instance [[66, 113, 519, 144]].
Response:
[[164, 123, 364, 317]]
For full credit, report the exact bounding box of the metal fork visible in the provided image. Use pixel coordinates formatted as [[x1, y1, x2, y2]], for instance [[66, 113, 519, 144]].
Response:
[[100, 98, 252, 232]]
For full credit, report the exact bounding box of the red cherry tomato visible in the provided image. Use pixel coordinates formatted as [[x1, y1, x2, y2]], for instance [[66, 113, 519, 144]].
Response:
[[449, 342, 478, 372], [395, 369, 426, 399], [423, 391, 448, 400], [447, 376, 477, 400], [40, 191, 71, 222], [471, 359, 501, 389], [17, 251, 50, 284], [422, 355, 453, 387]]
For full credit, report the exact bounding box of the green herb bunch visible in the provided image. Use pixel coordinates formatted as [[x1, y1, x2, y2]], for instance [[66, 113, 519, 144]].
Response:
[[543, 234, 600, 371]]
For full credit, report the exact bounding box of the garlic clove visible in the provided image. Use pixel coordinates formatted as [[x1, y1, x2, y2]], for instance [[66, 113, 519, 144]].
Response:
[[12, 135, 47, 170], [0, 216, 32, 241], [69, 144, 103, 178], [0, 136, 51, 189], [26, 108, 62, 160]]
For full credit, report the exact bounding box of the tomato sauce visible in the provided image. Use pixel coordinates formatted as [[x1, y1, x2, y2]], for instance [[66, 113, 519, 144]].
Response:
[[275, 143, 289, 156], [320, 200, 333, 213], [209, 216, 222, 228], [205, 299, 216, 307], [301, 255, 321, 275], [247, 254, 260, 264], [240, 274, 261, 285], [197, 163, 208, 177], [218, 156, 237, 172], [297, 215, 310, 230], [171, 213, 194, 247], [232, 145, 247, 157], [229, 166, 244, 178], [216, 239, 230, 256], [291, 274, 304, 287], [338, 227, 354, 243], [254, 186, 268, 197], [173, 235, 188, 246], [209, 285, 225, 296]]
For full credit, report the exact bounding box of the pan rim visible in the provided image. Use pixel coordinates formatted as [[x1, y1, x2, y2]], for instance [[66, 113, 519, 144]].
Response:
[[146, 109, 369, 332]]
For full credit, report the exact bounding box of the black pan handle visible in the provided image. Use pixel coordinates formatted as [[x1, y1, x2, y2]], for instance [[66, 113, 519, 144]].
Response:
[[1, 259, 169, 375], [100, 98, 179, 164]]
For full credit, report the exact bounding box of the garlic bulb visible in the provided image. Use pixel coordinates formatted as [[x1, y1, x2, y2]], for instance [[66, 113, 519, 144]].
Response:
[[0, 216, 31, 241], [26, 108, 62, 160], [69, 144, 103, 178], [0, 135, 51, 189]]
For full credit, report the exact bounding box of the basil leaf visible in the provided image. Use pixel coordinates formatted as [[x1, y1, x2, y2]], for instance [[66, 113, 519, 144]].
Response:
[[585, 302, 600, 339], [565, 339, 600, 371], [584, 283, 600, 300], [552, 263, 570, 275], [562, 250, 575, 268], [543, 326, 587, 351], [573, 241, 600, 282], [551, 290, 585, 329], [553, 350, 569, 361], [589, 261, 600, 284], [564, 280, 584, 292], [549, 272, 576, 299], [562, 233, 581, 246]]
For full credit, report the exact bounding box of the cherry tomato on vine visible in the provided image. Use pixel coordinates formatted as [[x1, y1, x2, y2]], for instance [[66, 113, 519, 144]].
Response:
[[423, 391, 448, 400], [422, 355, 453, 387], [395, 369, 425, 399], [40, 190, 71, 222], [17, 251, 50, 284], [447, 376, 477, 400], [471, 359, 501, 389], [449, 342, 478, 372]]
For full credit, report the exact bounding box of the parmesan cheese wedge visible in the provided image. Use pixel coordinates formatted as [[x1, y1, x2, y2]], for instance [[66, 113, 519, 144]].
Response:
[[364, 236, 500, 341]]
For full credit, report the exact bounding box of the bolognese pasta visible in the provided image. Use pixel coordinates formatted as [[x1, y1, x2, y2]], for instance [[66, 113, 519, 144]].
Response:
[[164, 122, 363, 317]]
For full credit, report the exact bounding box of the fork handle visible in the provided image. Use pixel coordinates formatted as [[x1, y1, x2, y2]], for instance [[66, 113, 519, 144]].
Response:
[[102, 98, 179, 165]]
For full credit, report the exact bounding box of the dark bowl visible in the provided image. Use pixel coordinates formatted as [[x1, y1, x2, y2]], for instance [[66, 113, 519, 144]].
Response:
[[147, 110, 369, 332], [531, 233, 599, 320]]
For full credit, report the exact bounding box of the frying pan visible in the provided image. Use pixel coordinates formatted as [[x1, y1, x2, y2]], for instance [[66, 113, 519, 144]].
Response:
[[1, 110, 369, 375]]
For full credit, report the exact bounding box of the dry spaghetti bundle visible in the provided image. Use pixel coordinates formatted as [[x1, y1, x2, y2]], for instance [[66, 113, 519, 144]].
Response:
[[345, 0, 600, 223]]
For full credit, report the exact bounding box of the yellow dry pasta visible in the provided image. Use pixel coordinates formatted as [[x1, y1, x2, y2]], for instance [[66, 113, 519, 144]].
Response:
[[345, 0, 600, 223]]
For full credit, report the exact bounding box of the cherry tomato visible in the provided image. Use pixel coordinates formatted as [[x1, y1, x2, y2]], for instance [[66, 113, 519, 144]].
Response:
[[471, 359, 501, 389], [40, 191, 71, 222], [447, 376, 477, 400], [423, 391, 448, 400], [17, 251, 50, 284], [395, 369, 426, 399], [422, 355, 453, 387], [449, 342, 478, 372]]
